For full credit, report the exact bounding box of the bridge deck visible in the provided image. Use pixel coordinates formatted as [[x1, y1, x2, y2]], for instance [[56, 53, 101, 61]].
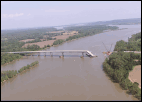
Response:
[[2, 50, 95, 57]]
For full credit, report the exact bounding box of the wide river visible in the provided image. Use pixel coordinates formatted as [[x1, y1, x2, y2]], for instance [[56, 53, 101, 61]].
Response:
[[1, 24, 141, 100]]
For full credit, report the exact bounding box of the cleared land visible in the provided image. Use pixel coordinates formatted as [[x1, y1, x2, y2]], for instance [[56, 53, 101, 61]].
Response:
[[52, 31, 78, 40], [21, 31, 78, 48], [22, 40, 56, 48], [47, 31, 64, 33], [128, 65, 141, 88], [47, 31, 78, 35], [62, 31, 78, 35], [52, 34, 76, 40], [19, 39, 35, 42]]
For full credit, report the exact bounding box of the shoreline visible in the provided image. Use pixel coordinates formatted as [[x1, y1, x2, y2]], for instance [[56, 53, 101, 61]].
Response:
[[1, 56, 23, 66], [52, 29, 118, 47], [1, 28, 118, 66], [1, 63, 39, 83]]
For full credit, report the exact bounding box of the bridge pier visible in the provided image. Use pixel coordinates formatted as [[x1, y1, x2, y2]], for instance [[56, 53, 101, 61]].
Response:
[[38, 53, 40, 56], [80, 52, 84, 58], [25, 54, 28, 58], [59, 52, 64, 58], [44, 52, 46, 57], [50, 52, 53, 57], [62, 52, 64, 57], [82, 52, 84, 57]]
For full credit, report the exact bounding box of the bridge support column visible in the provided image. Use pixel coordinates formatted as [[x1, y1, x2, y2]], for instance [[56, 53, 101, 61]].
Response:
[[82, 52, 84, 57], [80, 52, 84, 58], [44, 53, 46, 57], [59, 52, 64, 58], [38, 53, 40, 56], [62, 52, 64, 57], [25, 54, 27, 56], [50, 52, 53, 57]]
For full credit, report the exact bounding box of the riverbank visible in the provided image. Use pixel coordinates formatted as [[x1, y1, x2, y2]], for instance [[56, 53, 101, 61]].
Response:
[[1, 54, 23, 66], [52, 29, 117, 47], [102, 31, 141, 100], [103, 51, 141, 100], [103, 57, 141, 100], [1, 61, 39, 83], [103, 31, 141, 100]]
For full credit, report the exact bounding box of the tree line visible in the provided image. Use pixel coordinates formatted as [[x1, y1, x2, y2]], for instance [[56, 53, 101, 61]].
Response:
[[114, 32, 141, 51], [1, 61, 39, 83], [103, 52, 141, 100], [53, 39, 64, 45], [18, 61, 39, 73], [64, 25, 118, 41], [103, 32, 141, 100], [1, 44, 49, 65], [1, 53, 22, 65]]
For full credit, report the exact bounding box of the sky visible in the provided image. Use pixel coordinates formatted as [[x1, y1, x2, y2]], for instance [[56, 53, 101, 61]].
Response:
[[1, 1, 141, 30]]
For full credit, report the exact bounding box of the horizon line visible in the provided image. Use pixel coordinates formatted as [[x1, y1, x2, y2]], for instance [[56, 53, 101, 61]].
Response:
[[1, 17, 141, 31]]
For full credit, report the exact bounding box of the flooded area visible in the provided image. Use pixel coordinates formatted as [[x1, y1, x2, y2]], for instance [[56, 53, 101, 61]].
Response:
[[1, 24, 141, 100]]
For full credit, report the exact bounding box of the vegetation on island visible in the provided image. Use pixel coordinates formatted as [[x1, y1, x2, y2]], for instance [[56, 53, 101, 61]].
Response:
[[103, 32, 141, 100], [18, 61, 39, 73], [1, 61, 39, 83]]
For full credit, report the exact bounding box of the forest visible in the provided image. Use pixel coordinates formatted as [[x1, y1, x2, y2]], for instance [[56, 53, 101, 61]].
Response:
[[1, 53, 22, 65], [114, 32, 141, 51], [103, 32, 141, 100], [64, 25, 118, 41], [53, 39, 65, 45]]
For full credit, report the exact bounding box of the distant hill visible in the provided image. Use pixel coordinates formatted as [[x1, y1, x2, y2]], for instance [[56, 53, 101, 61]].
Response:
[[55, 18, 141, 29], [85, 18, 141, 26]]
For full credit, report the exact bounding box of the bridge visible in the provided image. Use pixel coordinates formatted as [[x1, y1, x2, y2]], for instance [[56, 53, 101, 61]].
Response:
[[113, 51, 141, 54], [2, 50, 96, 58]]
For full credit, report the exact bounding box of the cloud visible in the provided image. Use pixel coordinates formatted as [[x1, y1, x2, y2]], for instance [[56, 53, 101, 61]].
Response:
[[1, 13, 24, 18], [27, 13, 31, 16], [45, 9, 69, 13], [2, 1, 21, 5]]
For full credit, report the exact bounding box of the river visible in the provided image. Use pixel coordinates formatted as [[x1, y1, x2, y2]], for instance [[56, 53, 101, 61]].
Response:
[[1, 24, 141, 100]]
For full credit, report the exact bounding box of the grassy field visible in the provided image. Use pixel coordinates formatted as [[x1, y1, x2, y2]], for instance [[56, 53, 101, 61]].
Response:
[[129, 65, 141, 88]]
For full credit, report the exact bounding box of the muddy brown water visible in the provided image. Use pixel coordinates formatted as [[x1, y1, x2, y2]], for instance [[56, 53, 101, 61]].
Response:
[[1, 25, 141, 100]]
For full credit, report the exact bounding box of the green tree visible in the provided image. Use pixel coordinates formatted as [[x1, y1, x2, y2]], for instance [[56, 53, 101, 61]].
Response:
[[47, 44, 50, 47]]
